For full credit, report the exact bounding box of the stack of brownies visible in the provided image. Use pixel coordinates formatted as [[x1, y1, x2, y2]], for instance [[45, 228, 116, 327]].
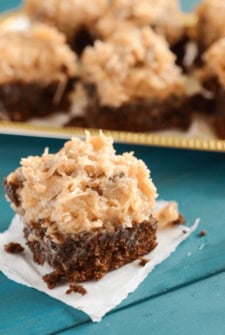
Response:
[[0, 0, 224, 138]]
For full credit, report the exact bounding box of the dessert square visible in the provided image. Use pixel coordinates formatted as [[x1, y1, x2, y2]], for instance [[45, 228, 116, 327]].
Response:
[[80, 27, 191, 132], [0, 24, 78, 121], [4, 133, 158, 286]]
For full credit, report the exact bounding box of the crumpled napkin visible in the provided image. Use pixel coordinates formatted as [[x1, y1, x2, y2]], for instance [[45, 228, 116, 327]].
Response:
[[0, 201, 199, 322]]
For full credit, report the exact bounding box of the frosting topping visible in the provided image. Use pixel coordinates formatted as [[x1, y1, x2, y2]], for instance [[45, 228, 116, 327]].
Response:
[[201, 38, 225, 88], [81, 27, 185, 107], [0, 24, 77, 84], [96, 0, 184, 44], [196, 0, 225, 49], [7, 133, 157, 237], [25, 0, 108, 40]]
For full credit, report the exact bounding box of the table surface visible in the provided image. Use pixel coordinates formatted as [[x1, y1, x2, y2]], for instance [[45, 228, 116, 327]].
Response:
[[0, 133, 225, 335], [1, 1, 225, 334]]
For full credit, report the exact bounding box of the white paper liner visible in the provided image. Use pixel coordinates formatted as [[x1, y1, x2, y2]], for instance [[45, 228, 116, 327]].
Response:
[[0, 200, 199, 322]]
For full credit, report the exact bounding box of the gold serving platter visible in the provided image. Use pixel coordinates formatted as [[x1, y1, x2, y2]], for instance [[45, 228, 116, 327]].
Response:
[[0, 9, 225, 153], [1, 120, 225, 153]]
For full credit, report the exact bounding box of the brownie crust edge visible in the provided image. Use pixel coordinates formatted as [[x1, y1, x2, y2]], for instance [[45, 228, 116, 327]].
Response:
[[24, 217, 157, 286]]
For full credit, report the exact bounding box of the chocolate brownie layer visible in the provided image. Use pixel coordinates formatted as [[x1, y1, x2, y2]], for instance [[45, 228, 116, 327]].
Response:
[[84, 84, 191, 132], [23, 216, 157, 284], [0, 79, 75, 121], [64, 115, 88, 128]]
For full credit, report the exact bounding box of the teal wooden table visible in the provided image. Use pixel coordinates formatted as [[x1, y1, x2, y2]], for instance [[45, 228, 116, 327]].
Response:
[[1, 1, 225, 334], [0, 133, 225, 335]]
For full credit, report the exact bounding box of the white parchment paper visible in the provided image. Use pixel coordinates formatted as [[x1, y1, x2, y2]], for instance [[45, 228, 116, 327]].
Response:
[[0, 201, 199, 322]]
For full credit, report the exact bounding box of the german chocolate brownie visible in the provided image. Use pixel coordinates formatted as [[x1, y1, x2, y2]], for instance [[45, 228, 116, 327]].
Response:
[[81, 27, 191, 132], [4, 133, 158, 287], [0, 24, 78, 121]]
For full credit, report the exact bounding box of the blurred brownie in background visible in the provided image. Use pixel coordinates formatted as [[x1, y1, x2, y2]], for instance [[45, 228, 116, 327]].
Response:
[[0, 24, 78, 121], [80, 27, 191, 132]]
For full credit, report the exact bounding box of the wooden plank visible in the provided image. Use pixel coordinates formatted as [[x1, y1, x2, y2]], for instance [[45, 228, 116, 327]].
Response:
[[59, 272, 225, 335], [0, 281, 87, 335]]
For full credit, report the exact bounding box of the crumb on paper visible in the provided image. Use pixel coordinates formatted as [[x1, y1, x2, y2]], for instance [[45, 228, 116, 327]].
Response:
[[4, 242, 24, 254], [138, 257, 149, 267], [199, 230, 207, 237], [66, 283, 87, 295], [171, 214, 186, 226], [42, 270, 64, 289]]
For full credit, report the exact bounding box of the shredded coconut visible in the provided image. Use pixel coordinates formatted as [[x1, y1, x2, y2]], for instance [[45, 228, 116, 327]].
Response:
[[7, 133, 157, 237], [155, 202, 179, 229], [25, 0, 108, 41], [196, 0, 225, 49], [81, 26, 185, 107], [201, 38, 225, 88], [96, 0, 184, 45], [0, 24, 77, 84]]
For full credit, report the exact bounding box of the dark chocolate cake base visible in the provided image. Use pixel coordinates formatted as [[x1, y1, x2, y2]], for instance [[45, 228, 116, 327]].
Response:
[[64, 115, 88, 128], [0, 79, 75, 121], [212, 115, 225, 139], [23, 217, 157, 287], [212, 88, 225, 139], [83, 84, 191, 132]]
